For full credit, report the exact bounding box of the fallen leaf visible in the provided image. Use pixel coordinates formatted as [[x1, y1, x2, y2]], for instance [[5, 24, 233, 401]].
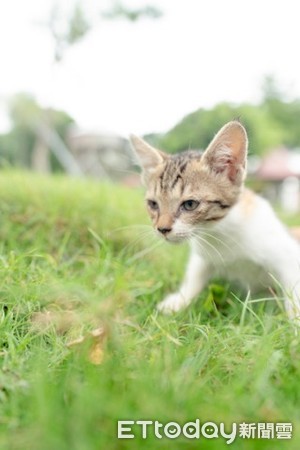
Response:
[[67, 326, 107, 365]]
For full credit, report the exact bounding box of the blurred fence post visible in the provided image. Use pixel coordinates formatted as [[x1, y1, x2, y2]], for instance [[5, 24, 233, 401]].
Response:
[[35, 122, 83, 176]]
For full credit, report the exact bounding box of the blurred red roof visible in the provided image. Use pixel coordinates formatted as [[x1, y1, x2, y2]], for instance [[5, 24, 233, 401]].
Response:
[[256, 147, 300, 181]]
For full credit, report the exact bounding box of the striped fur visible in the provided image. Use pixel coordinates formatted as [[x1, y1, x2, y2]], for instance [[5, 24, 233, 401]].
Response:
[[130, 122, 300, 322], [130, 122, 247, 238]]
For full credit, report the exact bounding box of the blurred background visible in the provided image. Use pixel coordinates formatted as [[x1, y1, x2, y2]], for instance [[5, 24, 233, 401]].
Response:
[[1, 0, 300, 211]]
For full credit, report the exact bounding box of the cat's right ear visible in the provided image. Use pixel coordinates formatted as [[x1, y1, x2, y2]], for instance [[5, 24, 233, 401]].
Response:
[[129, 135, 166, 173]]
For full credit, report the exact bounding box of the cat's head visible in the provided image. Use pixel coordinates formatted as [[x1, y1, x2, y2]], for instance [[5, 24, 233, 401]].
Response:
[[130, 121, 248, 243]]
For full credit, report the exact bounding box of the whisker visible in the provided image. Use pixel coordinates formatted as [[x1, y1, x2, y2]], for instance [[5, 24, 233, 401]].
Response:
[[188, 234, 208, 255], [127, 239, 164, 263], [191, 232, 225, 266], [110, 224, 152, 234], [120, 229, 157, 256], [187, 235, 209, 259], [195, 230, 234, 255], [189, 235, 220, 272], [195, 225, 247, 255]]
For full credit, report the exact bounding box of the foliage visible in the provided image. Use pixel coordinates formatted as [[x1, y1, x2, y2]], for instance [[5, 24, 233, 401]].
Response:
[[102, 1, 163, 22], [2, 78, 300, 170], [262, 98, 300, 148], [0, 93, 74, 169], [155, 77, 300, 156], [48, 3, 91, 62], [47, 1, 163, 61], [0, 171, 299, 450], [157, 102, 283, 156]]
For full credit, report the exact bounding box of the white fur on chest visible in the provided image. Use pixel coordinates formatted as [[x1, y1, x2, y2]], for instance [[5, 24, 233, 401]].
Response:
[[157, 192, 300, 318]]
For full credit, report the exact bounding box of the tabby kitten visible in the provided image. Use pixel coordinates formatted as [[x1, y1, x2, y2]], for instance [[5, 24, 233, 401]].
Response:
[[130, 121, 300, 321]]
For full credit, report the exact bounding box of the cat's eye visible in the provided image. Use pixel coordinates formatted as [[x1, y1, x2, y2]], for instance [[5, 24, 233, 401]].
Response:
[[147, 199, 159, 210], [181, 200, 200, 211]]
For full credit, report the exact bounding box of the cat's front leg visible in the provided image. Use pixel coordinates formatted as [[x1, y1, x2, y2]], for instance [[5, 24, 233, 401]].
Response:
[[157, 251, 211, 314], [280, 267, 300, 323], [269, 251, 300, 323]]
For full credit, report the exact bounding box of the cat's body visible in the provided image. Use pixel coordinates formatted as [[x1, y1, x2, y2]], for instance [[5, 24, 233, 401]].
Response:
[[130, 121, 300, 321], [159, 187, 300, 318]]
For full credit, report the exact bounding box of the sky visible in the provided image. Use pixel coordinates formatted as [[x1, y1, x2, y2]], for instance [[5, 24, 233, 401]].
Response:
[[1, 0, 300, 136]]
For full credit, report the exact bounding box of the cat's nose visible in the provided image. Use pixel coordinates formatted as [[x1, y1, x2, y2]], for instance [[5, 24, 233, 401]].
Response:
[[157, 227, 172, 235]]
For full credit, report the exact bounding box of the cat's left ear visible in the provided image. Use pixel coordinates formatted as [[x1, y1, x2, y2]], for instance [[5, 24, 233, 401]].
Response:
[[202, 121, 248, 185], [130, 135, 167, 172]]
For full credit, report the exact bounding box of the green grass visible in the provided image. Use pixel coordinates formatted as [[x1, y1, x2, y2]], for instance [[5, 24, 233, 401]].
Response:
[[0, 171, 300, 450]]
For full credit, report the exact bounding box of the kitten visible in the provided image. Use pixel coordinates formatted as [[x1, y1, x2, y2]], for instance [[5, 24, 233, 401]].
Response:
[[130, 121, 300, 321]]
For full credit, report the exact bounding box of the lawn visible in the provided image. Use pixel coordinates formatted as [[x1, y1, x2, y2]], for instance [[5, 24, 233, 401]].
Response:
[[0, 171, 299, 450]]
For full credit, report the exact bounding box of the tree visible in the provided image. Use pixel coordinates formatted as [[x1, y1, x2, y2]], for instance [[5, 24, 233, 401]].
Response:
[[48, 3, 90, 62], [47, 1, 163, 61], [261, 75, 285, 103], [0, 93, 75, 171], [157, 102, 284, 156], [261, 76, 300, 149]]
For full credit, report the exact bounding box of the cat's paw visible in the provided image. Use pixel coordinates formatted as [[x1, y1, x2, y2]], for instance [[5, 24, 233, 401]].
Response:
[[157, 293, 187, 314]]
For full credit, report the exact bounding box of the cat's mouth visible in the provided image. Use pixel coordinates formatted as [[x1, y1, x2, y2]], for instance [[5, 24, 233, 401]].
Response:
[[164, 234, 189, 244]]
